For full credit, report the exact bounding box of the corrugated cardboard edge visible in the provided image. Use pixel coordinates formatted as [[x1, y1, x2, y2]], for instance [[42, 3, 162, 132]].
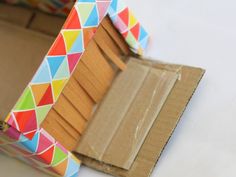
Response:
[[75, 58, 205, 177]]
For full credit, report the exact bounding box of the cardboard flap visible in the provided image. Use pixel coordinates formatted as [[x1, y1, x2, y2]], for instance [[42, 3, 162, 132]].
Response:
[[0, 20, 54, 120], [76, 58, 205, 177], [76, 59, 178, 169]]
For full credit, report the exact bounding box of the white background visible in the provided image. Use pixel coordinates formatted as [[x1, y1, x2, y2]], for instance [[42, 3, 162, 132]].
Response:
[[1, 0, 236, 176]]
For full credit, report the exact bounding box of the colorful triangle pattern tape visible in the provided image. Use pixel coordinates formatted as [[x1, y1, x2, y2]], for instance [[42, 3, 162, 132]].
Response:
[[0, 127, 81, 177], [4, 0, 149, 140], [1, 0, 149, 176]]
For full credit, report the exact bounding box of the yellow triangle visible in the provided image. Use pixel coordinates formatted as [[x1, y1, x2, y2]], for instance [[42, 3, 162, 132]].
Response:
[[62, 30, 81, 52], [52, 79, 68, 100], [4, 113, 11, 122], [129, 12, 138, 28]]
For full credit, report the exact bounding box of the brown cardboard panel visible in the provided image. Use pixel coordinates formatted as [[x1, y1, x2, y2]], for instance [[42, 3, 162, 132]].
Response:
[[102, 68, 178, 169], [29, 12, 65, 36], [75, 58, 205, 177], [0, 3, 33, 27], [0, 20, 54, 120], [76, 60, 150, 160], [76, 60, 178, 170]]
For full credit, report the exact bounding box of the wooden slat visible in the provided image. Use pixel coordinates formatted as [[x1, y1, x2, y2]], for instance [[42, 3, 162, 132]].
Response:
[[101, 17, 130, 56], [53, 94, 87, 134], [81, 40, 115, 87], [63, 77, 94, 120], [95, 24, 122, 56], [73, 61, 109, 103], [42, 109, 80, 151], [94, 26, 127, 70]]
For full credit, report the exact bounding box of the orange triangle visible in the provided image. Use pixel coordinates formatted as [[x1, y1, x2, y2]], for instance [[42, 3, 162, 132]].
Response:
[[52, 158, 68, 176], [31, 83, 50, 105], [83, 27, 97, 47], [48, 33, 67, 56]]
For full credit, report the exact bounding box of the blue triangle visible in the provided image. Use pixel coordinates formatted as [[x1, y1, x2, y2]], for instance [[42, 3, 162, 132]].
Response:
[[139, 26, 148, 41], [84, 6, 99, 27], [140, 37, 149, 49], [20, 132, 39, 153], [65, 159, 80, 177], [32, 60, 51, 83], [70, 172, 80, 177], [108, 7, 116, 16], [110, 0, 118, 11], [47, 56, 65, 78], [69, 33, 84, 53]]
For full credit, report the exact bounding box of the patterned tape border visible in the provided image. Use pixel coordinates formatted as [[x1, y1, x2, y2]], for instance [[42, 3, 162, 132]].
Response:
[[4, 0, 149, 139], [0, 0, 149, 176], [0, 127, 81, 177]]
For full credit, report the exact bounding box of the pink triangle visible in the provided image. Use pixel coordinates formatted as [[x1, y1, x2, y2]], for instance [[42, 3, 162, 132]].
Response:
[[97, 1, 111, 22], [67, 53, 82, 73], [37, 132, 54, 153], [5, 126, 21, 141], [6, 114, 15, 126], [114, 15, 128, 33]]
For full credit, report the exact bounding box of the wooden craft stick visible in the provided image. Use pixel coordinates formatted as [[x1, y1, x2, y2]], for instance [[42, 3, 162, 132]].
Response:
[[53, 94, 87, 134], [73, 62, 109, 103], [42, 109, 79, 151], [63, 77, 94, 120], [81, 40, 115, 87], [94, 27, 127, 70], [101, 17, 130, 56]]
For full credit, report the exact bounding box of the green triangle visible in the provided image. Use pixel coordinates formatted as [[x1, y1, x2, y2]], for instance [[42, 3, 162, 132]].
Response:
[[54, 58, 70, 80], [14, 87, 35, 110], [126, 31, 138, 48], [51, 146, 68, 166], [36, 105, 52, 125], [77, 3, 95, 25]]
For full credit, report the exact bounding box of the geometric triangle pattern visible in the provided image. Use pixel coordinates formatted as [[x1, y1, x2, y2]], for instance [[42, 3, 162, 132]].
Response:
[[1, 127, 81, 177], [108, 0, 149, 55], [4, 0, 149, 138], [2, 1, 149, 177], [6, 0, 121, 140], [7, 0, 149, 55]]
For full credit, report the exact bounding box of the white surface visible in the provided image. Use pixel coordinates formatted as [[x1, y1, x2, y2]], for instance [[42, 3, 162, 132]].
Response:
[[1, 0, 236, 176]]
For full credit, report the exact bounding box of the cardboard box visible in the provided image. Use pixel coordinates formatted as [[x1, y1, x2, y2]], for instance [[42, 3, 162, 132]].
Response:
[[0, 1, 204, 177]]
